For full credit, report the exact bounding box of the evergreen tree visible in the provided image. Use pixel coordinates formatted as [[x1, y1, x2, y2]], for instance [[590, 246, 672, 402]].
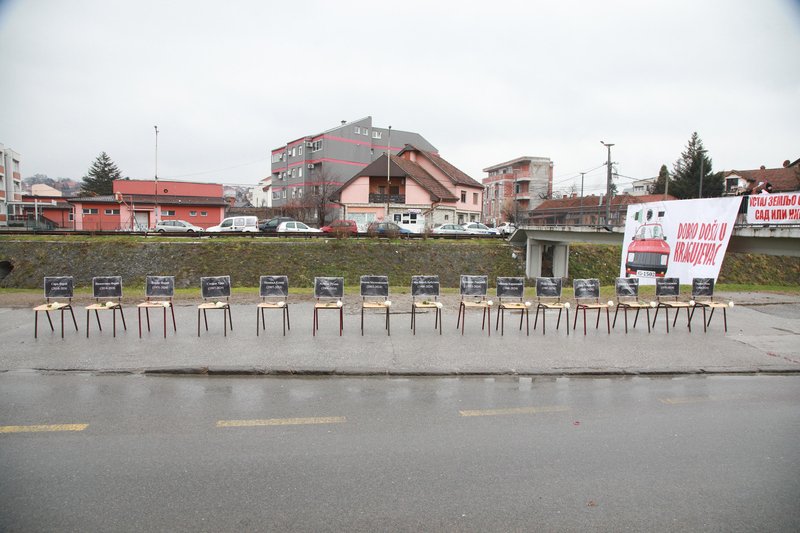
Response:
[[670, 133, 723, 199], [652, 164, 670, 195], [80, 152, 122, 196]]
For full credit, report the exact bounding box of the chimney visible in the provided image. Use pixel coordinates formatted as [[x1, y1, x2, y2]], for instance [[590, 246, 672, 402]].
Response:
[[341, 120, 346, 125], [760, 165, 766, 170], [783, 160, 791, 168]]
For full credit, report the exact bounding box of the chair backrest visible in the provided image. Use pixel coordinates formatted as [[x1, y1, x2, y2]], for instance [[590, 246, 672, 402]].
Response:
[[460, 275, 488, 301], [145, 276, 175, 302], [496, 277, 525, 302], [314, 277, 344, 301], [44, 276, 74, 304], [260, 275, 289, 302], [411, 275, 439, 302], [92, 276, 123, 303], [360, 275, 389, 302], [201, 275, 231, 301], [573, 278, 601, 304], [615, 277, 640, 303], [692, 278, 715, 301], [655, 277, 681, 302], [535, 277, 563, 303]]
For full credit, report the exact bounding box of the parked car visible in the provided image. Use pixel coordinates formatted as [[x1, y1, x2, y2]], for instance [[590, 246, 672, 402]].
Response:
[[259, 217, 295, 233], [276, 221, 322, 233], [320, 219, 359, 234], [461, 222, 499, 235], [366, 221, 412, 235], [153, 220, 204, 233], [495, 222, 517, 235], [432, 223, 469, 235], [206, 216, 259, 232]]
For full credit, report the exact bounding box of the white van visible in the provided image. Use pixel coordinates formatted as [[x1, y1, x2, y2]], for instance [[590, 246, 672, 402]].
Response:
[[206, 216, 258, 233]]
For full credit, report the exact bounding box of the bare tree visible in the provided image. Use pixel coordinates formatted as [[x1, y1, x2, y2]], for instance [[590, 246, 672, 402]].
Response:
[[302, 166, 340, 226]]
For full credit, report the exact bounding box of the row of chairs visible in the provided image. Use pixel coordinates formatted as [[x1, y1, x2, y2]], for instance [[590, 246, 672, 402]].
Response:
[[32, 275, 732, 339]]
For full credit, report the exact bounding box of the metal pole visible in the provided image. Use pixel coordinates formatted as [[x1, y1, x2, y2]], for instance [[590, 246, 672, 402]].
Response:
[[154, 125, 159, 227], [601, 141, 614, 226], [386, 125, 391, 220], [698, 149, 707, 199]]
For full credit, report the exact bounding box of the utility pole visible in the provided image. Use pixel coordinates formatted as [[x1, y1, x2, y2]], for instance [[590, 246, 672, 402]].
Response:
[[154, 125, 159, 228], [513, 169, 519, 224], [579, 172, 585, 226], [385, 125, 392, 220], [697, 148, 707, 199], [601, 141, 614, 227]]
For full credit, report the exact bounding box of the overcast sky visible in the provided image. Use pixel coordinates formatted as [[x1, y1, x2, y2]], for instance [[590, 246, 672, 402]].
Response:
[[1, 0, 798, 195]]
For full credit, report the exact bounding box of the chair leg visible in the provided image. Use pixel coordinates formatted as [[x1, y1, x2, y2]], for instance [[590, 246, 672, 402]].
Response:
[[256, 307, 260, 337]]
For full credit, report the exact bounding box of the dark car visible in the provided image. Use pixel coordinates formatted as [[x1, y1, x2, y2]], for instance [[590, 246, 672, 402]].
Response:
[[320, 219, 359, 234], [259, 217, 295, 233], [366, 221, 412, 236]]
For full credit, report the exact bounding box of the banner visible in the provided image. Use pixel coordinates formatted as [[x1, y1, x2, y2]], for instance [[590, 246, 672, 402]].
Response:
[[746, 192, 800, 224], [619, 197, 741, 284]]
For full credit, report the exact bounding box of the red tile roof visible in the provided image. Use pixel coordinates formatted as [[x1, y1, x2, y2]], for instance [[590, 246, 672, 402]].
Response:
[[533, 194, 677, 212], [724, 166, 800, 193]]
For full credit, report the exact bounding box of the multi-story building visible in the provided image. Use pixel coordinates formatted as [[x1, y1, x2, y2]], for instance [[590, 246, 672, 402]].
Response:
[[482, 156, 553, 226], [333, 145, 484, 231], [0, 144, 23, 226], [251, 176, 272, 208], [269, 116, 436, 220]]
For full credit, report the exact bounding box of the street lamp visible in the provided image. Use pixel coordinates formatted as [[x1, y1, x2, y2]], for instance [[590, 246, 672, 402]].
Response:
[[385, 125, 392, 220], [154, 125, 159, 226], [601, 141, 614, 227], [697, 148, 707, 199]]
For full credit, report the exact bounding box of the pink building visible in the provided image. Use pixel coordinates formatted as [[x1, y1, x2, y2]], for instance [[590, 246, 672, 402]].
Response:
[[68, 180, 227, 231], [333, 145, 484, 231], [482, 156, 554, 226]]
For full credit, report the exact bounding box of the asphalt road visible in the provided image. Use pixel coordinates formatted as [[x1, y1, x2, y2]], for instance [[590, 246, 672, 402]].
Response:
[[2, 373, 799, 532]]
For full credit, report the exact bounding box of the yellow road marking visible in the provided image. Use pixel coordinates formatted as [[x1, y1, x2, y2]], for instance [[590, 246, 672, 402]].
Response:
[[459, 406, 570, 417], [0, 424, 88, 434], [216, 416, 346, 428]]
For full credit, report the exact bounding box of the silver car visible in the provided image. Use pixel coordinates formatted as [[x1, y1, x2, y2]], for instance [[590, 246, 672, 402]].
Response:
[[153, 220, 204, 233]]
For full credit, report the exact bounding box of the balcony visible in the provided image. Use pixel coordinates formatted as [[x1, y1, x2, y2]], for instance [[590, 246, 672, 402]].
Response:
[[369, 193, 406, 204]]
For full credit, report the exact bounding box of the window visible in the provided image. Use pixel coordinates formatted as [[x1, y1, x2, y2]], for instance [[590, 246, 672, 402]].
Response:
[[291, 189, 296, 199], [271, 153, 282, 163], [297, 188, 303, 198], [473, 193, 478, 205], [363, 129, 369, 136], [310, 140, 323, 152], [354, 126, 361, 134], [298, 168, 303, 178], [83, 208, 98, 214], [104, 209, 120, 215], [298, 146, 303, 156], [189, 211, 197, 216], [282, 190, 287, 199], [163, 210, 176, 216], [373, 131, 382, 139], [68, 213, 74, 221], [200, 211, 208, 216], [444, 214, 449, 221], [460, 191, 466, 203], [290, 147, 296, 157]]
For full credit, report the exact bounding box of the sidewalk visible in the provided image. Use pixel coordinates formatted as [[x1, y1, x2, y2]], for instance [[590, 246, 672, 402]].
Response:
[[1, 292, 798, 376]]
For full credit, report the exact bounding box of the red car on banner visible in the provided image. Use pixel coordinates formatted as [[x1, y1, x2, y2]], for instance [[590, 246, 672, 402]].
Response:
[[625, 207, 670, 278]]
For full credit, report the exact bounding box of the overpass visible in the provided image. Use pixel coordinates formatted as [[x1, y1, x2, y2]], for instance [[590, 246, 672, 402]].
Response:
[[508, 224, 800, 278]]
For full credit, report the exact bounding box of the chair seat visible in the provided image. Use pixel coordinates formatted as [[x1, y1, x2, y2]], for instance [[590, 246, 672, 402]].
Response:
[[661, 301, 692, 308], [257, 302, 287, 309], [86, 303, 122, 310], [618, 301, 650, 308], [34, 302, 70, 312], [362, 302, 388, 309], [138, 301, 172, 308], [576, 303, 609, 309], [199, 302, 229, 309], [462, 301, 490, 308], [539, 302, 567, 309], [315, 302, 341, 309], [413, 302, 439, 308], [499, 302, 527, 310], [695, 301, 727, 308]]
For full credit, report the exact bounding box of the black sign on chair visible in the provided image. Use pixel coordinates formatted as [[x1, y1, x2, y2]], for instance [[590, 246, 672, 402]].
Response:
[[572, 279, 611, 335], [360, 275, 391, 336], [313, 277, 344, 336], [198, 276, 233, 337], [411, 275, 442, 335], [612, 278, 651, 334], [533, 277, 569, 335], [85, 276, 126, 338], [34, 276, 79, 339], [652, 277, 692, 333], [690, 278, 730, 332], [138, 276, 177, 339], [495, 277, 529, 336], [257, 276, 290, 337], [456, 275, 491, 336]]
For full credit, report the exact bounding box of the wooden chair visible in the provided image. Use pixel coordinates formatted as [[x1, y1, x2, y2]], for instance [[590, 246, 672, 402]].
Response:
[[411, 275, 442, 335], [494, 277, 530, 336], [612, 277, 651, 333], [572, 279, 611, 335], [313, 277, 344, 336], [197, 276, 233, 337], [651, 277, 692, 333], [34, 276, 78, 339], [533, 277, 569, 335], [456, 275, 492, 336], [689, 278, 731, 332], [257, 276, 290, 336], [85, 276, 126, 338], [137, 276, 177, 338], [360, 275, 390, 336]]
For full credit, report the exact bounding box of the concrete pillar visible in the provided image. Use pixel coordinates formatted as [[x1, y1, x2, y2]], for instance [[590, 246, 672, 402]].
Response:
[[553, 243, 570, 278], [526, 237, 543, 279]]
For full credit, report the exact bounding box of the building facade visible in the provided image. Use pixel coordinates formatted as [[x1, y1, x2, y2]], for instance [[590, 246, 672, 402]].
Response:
[[269, 116, 437, 220], [529, 193, 676, 227], [482, 156, 553, 226], [251, 176, 272, 208], [0, 144, 23, 226], [333, 145, 484, 232], [68, 179, 227, 231]]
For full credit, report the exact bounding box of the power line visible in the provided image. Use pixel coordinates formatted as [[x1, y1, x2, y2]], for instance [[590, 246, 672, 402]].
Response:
[[162, 156, 270, 179]]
